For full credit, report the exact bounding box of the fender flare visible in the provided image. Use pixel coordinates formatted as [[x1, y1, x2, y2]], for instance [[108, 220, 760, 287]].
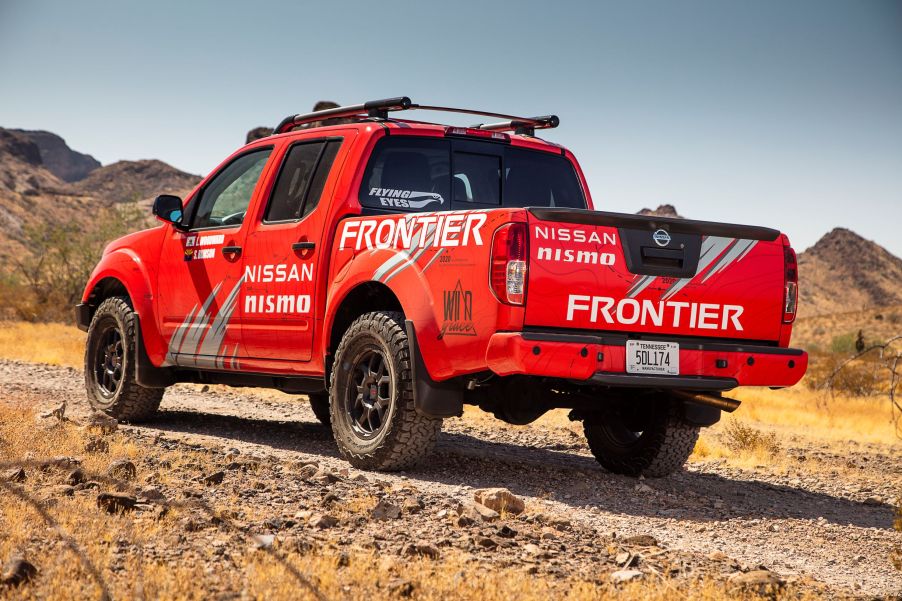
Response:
[[81, 249, 174, 386]]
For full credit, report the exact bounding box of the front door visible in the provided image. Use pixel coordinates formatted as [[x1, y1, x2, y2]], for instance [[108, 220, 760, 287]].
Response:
[[156, 147, 274, 369], [240, 135, 347, 362]]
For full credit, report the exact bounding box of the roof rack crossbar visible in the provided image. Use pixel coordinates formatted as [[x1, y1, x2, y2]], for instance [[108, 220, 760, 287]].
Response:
[[470, 115, 560, 136], [274, 96, 412, 134], [273, 97, 559, 136]]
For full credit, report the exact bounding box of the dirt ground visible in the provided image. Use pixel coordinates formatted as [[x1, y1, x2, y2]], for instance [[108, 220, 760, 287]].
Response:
[[1, 359, 900, 599]]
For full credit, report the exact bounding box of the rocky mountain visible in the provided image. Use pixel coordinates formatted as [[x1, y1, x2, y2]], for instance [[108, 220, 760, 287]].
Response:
[[637, 204, 683, 219], [74, 160, 200, 205], [11, 129, 101, 182], [246, 127, 273, 144], [0, 127, 200, 264], [796, 228, 902, 317]]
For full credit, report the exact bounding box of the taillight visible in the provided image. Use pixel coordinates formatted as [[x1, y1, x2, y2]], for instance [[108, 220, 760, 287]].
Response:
[[782, 241, 798, 323], [490, 223, 528, 305]]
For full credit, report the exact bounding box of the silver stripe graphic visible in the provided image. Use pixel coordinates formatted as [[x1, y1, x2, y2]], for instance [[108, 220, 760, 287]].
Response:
[[701, 239, 757, 283], [626, 275, 657, 299], [372, 216, 420, 280], [660, 236, 734, 301], [197, 277, 244, 357], [188, 356, 222, 370], [383, 229, 438, 283], [180, 282, 223, 356], [377, 222, 437, 283], [166, 305, 198, 362], [736, 239, 758, 261]]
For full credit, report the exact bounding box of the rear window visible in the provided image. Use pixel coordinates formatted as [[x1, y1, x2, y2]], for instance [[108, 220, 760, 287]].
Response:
[[359, 137, 586, 212]]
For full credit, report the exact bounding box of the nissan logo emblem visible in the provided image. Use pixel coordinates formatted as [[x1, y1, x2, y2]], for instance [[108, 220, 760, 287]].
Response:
[[652, 229, 671, 247]]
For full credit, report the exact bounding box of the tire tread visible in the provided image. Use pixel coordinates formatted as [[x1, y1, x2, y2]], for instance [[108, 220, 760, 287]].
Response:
[[84, 297, 163, 421], [329, 311, 441, 471], [584, 404, 699, 477]]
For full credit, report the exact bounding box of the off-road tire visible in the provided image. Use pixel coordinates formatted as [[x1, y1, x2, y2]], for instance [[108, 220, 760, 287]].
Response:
[[583, 403, 699, 477], [84, 296, 164, 421], [329, 311, 441, 471], [308, 393, 331, 425]]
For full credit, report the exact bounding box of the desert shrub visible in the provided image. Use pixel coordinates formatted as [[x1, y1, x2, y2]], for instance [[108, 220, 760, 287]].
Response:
[[831, 332, 856, 354], [805, 342, 824, 355], [805, 353, 884, 396], [1, 202, 147, 321], [722, 419, 780, 456]]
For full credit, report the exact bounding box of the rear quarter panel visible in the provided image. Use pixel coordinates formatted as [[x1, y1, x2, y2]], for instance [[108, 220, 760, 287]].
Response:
[[325, 208, 525, 380]]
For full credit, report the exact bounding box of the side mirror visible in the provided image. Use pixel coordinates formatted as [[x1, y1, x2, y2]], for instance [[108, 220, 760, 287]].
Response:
[[152, 194, 186, 229]]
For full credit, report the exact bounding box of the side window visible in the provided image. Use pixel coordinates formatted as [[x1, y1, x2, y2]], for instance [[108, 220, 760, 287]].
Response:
[[300, 140, 341, 218], [192, 149, 272, 229], [359, 138, 450, 212], [452, 152, 501, 205], [265, 139, 342, 222]]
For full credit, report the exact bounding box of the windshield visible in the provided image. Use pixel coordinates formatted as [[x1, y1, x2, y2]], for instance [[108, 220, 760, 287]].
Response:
[[359, 136, 586, 212]]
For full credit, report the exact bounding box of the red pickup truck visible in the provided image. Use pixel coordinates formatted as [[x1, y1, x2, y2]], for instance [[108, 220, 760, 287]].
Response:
[[77, 97, 807, 476]]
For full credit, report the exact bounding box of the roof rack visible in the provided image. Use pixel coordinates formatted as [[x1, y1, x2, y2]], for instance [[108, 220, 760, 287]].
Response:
[[273, 96, 559, 137]]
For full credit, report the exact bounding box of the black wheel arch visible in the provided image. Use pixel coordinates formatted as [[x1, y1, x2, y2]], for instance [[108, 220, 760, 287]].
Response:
[[77, 277, 131, 331], [324, 281, 463, 419], [80, 278, 174, 388]]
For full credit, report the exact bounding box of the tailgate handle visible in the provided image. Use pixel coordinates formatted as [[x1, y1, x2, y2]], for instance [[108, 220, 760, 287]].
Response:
[[640, 246, 684, 268]]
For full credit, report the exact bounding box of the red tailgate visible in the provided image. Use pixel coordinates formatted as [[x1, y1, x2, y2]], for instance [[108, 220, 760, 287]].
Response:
[[523, 209, 786, 342]]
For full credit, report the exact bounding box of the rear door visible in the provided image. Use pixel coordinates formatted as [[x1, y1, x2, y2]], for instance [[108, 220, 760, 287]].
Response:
[[240, 134, 349, 362], [524, 210, 786, 342]]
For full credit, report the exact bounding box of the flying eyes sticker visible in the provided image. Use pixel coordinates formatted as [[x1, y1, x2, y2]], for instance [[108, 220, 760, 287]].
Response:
[[369, 187, 445, 209]]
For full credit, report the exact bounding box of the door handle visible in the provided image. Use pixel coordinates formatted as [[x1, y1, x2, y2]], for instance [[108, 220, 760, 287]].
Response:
[[222, 246, 242, 256], [292, 241, 316, 251]]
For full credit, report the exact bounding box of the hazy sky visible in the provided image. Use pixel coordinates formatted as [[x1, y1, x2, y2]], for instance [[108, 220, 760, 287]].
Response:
[[1, 0, 900, 255]]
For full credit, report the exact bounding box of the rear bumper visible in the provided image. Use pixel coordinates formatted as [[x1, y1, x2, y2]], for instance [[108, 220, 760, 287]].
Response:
[[485, 331, 807, 390]]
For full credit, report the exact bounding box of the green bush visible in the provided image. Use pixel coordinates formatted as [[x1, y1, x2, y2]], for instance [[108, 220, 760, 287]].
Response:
[[0, 202, 147, 321], [830, 332, 856, 354]]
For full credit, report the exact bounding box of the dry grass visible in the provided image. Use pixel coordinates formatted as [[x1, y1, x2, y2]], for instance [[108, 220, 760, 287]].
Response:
[[690, 384, 900, 470], [729, 385, 897, 445], [0, 404, 816, 600], [792, 304, 902, 352], [0, 321, 85, 368]]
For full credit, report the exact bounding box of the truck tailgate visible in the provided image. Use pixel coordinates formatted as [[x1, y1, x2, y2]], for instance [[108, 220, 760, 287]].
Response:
[[524, 208, 785, 342]]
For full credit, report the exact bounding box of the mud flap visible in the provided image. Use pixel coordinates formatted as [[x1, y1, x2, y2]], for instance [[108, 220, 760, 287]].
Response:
[[405, 320, 463, 418], [134, 314, 176, 388]]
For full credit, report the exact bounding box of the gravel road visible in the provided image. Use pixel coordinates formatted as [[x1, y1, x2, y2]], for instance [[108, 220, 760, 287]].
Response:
[[1, 359, 899, 597]]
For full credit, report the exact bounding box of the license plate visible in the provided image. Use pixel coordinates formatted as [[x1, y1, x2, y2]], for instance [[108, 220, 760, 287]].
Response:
[[626, 340, 679, 375]]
